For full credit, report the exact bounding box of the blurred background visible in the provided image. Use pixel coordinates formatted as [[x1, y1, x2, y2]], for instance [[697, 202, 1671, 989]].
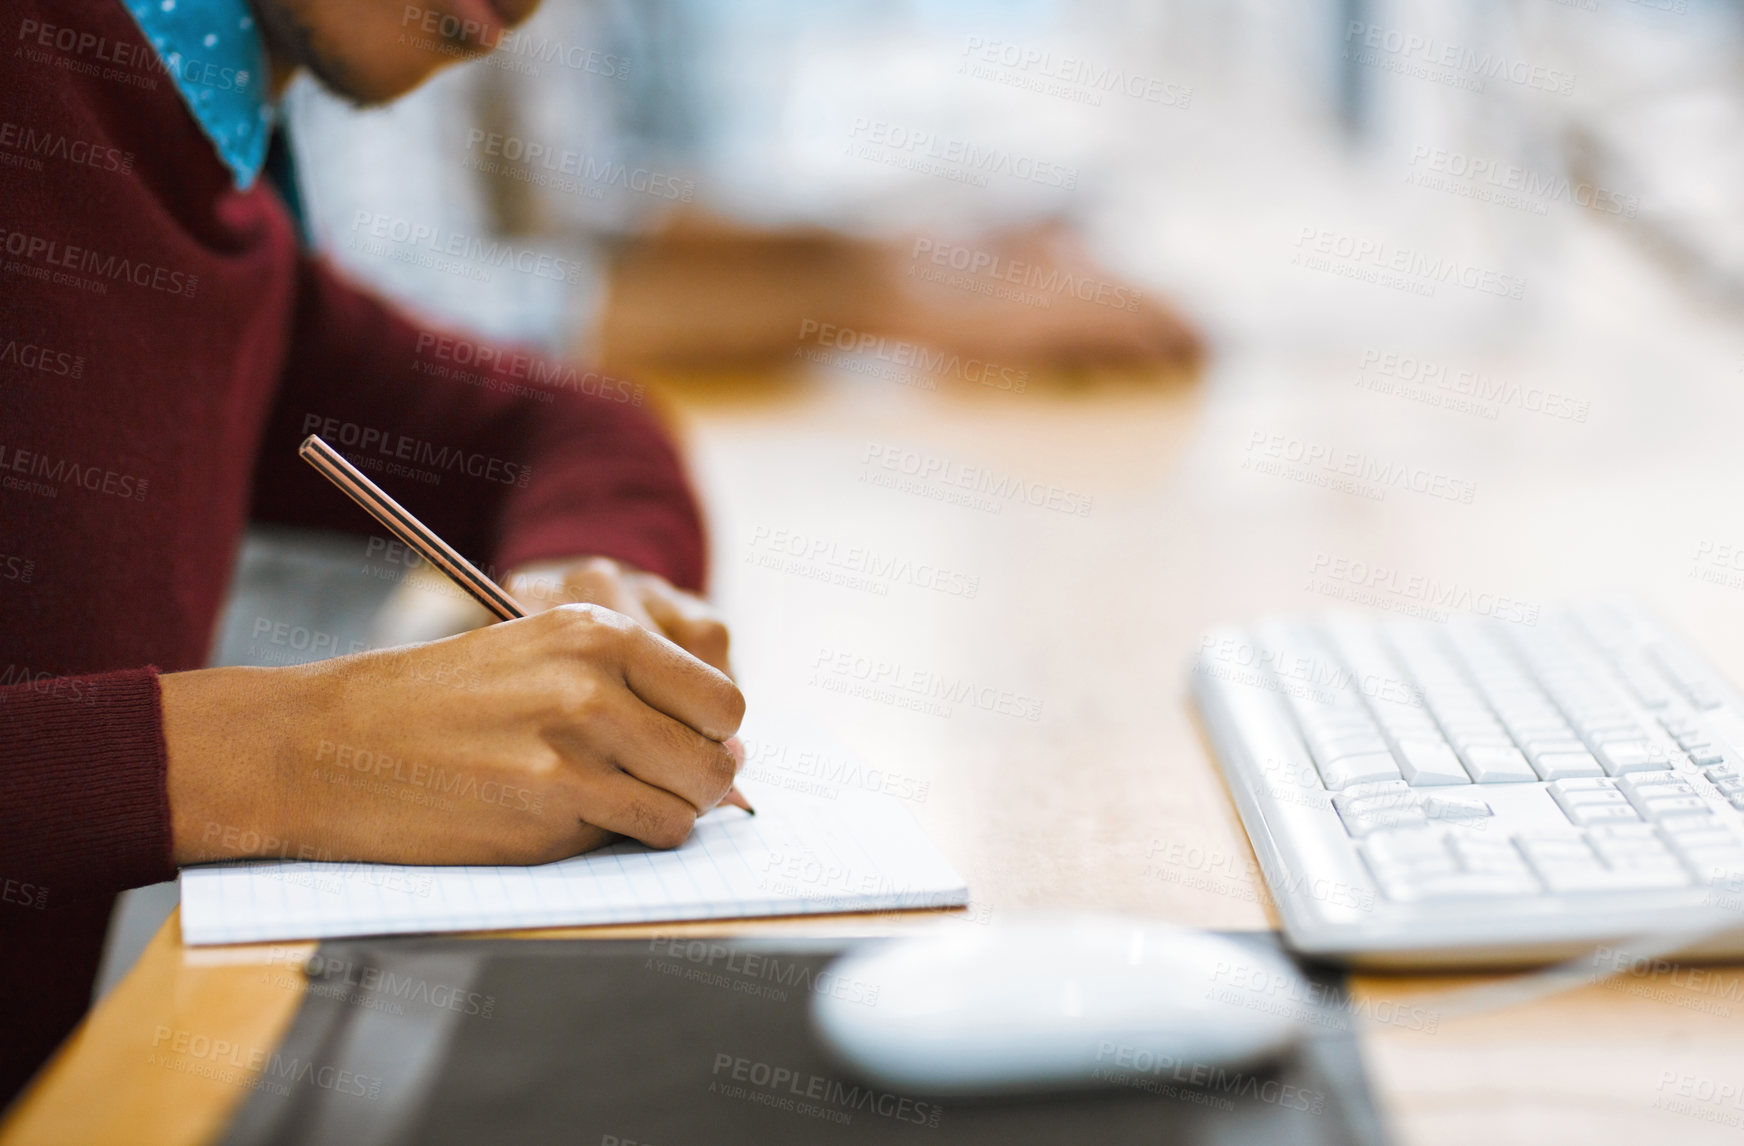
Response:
[[281, 0, 1744, 358], [99, 0, 1744, 991]]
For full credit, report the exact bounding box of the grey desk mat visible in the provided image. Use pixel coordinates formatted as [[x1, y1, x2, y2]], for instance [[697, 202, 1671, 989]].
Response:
[[220, 934, 1390, 1146]]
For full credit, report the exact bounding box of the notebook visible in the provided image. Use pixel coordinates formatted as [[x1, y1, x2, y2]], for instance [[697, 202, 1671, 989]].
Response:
[[179, 784, 968, 945]]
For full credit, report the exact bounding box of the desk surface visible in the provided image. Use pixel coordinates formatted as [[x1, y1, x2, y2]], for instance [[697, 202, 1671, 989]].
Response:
[[10, 306, 1744, 1144]]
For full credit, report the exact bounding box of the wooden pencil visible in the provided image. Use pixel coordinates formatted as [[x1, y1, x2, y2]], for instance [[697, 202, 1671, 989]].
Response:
[[299, 433, 525, 622]]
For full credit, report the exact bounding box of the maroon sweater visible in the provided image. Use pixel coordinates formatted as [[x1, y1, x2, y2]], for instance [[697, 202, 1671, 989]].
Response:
[[0, 0, 705, 1106]]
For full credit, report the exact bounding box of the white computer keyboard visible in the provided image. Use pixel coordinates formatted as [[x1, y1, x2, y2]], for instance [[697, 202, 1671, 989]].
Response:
[[1191, 596, 1744, 968]]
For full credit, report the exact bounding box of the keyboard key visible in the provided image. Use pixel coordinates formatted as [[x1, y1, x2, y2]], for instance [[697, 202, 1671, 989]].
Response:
[[1510, 721, 1575, 742], [1394, 738, 1470, 786], [1618, 669, 1674, 704], [1449, 837, 1532, 874], [1340, 805, 1430, 837], [1518, 829, 1687, 889], [1502, 711, 1566, 726], [1518, 835, 1598, 865], [1555, 788, 1618, 805], [1363, 830, 1538, 900], [1376, 714, 1442, 740], [1539, 865, 1692, 893], [1552, 787, 1626, 807], [1659, 816, 1731, 842], [1669, 836, 1744, 876], [1336, 779, 1411, 801], [1425, 794, 1492, 822], [1316, 752, 1403, 791], [1304, 718, 1381, 746], [1343, 793, 1421, 818], [1556, 790, 1628, 811], [1662, 821, 1744, 849], [1296, 708, 1371, 729], [1332, 774, 1416, 798], [1307, 732, 1390, 762], [1617, 772, 1690, 793], [1558, 790, 1627, 807], [1649, 647, 1730, 711], [1532, 751, 1604, 780], [1447, 830, 1525, 852], [1381, 871, 1542, 900], [1663, 825, 1735, 849], [1617, 774, 1711, 821], [1567, 804, 1643, 826], [1588, 837, 1685, 868], [1458, 743, 1536, 783], [1547, 781, 1637, 826], [1362, 830, 1452, 870], [1524, 738, 1587, 757], [1295, 703, 1374, 725], [1590, 842, 1680, 870], [1595, 741, 1674, 775], [1443, 723, 1508, 746], [1587, 823, 1665, 853], [1641, 795, 1712, 820]]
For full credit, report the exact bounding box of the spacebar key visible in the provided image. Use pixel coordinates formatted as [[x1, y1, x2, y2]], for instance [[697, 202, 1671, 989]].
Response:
[[1317, 752, 1403, 790]]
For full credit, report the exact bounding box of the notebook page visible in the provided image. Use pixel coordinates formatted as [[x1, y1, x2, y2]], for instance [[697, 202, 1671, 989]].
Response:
[[178, 785, 967, 945]]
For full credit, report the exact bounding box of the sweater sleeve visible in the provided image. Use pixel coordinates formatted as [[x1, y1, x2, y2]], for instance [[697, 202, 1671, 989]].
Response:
[[248, 256, 708, 591], [0, 669, 174, 900]]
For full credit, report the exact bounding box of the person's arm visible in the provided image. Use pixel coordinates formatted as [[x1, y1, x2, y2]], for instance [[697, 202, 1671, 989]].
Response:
[[250, 257, 732, 670], [249, 255, 707, 593], [154, 259, 743, 867], [0, 671, 175, 902]]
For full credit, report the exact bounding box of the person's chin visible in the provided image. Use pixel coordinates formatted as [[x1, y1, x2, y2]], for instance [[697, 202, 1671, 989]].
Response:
[[255, 3, 450, 106], [303, 48, 451, 106]]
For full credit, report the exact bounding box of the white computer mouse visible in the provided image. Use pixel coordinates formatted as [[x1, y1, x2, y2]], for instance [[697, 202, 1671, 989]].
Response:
[[810, 913, 1311, 1096]]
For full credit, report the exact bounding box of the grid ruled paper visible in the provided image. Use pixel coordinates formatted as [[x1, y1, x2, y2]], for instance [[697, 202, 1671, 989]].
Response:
[[178, 786, 967, 945]]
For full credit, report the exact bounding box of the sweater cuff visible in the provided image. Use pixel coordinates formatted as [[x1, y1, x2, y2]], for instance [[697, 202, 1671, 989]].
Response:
[[0, 668, 175, 899]]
